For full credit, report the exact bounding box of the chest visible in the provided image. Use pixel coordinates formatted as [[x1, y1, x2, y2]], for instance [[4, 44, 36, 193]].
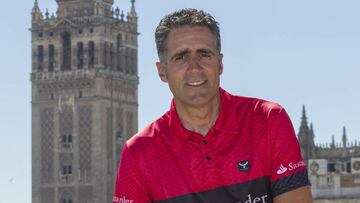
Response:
[[142, 131, 270, 201]]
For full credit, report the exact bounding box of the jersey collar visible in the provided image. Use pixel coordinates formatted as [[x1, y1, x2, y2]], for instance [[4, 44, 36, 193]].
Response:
[[168, 88, 237, 148]]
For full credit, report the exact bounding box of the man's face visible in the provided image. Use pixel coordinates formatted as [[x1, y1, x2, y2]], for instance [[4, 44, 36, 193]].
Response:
[[156, 26, 223, 108]]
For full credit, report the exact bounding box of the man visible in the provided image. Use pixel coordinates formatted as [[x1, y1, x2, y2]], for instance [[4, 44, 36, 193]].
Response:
[[113, 8, 313, 203]]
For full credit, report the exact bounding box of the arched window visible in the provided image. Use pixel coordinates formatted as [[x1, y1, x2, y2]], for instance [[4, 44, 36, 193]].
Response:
[[60, 192, 73, 203], [88, 41, 95, 68], [61, 32, 71, 70], [48, 44, 55, 71], [68, 134, 72, 143], [61, 134, 67, 143], [37, 45, 44, 71], [62, 165, 72, 175], [110, 43, 114, 69], [59, 158, 73, 183], [60, 134, 73, 149], [77, 42, 83, 69]]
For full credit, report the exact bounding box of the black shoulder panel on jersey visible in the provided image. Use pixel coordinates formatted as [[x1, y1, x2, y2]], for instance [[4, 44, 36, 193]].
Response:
[[270, 170, 311, 197], [154, 176, 272, 203]]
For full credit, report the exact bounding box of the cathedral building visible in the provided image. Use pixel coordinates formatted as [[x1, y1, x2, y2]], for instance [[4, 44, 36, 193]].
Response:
[[30, 0, 138, 202], [297, 106, 360, 199]]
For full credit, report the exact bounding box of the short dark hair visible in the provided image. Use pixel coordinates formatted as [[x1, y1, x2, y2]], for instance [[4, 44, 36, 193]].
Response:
[[155, 8, 221, 62]]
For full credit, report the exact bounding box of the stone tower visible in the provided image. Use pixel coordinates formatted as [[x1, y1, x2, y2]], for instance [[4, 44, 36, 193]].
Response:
[[30, 0, 138, 202], [297, 105, 316, 163]]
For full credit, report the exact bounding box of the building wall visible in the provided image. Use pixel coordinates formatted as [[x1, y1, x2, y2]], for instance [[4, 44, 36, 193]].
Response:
[[297, 107, 360, 200]]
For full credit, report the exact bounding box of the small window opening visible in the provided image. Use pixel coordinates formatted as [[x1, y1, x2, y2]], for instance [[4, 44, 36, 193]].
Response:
[[61, 32, 71, 70], [37, 45, 44, 71], [48, 44, 55, 71], [88, 41, 95, 68], [77, 42, 84, 69]]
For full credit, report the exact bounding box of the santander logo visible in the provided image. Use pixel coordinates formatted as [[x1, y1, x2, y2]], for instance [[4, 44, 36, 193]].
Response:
[[276, 164, 288, 175], [277, 160, 305, 175], [113, 196, 134, 203]]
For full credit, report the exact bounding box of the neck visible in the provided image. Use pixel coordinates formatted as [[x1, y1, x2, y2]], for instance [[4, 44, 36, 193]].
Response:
[[174, 94, 221, 136]]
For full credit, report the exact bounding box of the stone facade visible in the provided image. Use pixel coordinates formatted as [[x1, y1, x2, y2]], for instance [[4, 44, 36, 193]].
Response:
[[297, 106, 360, 199], [31, 0, 138, 202]]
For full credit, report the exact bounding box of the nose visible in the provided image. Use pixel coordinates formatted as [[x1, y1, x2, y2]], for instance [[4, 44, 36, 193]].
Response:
[[187, 55, 203, 71]]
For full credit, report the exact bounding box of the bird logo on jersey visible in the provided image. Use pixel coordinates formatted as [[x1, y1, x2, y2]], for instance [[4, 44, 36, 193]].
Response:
[[238, 160, 251, 172]]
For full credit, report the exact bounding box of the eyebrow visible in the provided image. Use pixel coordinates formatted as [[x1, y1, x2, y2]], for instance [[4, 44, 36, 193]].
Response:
[[170, 49, 190, 61], [196, 48, 216, 56], [170, 48, 216, 61]]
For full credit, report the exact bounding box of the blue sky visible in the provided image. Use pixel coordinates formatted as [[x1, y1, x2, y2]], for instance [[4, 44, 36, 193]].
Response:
[[0, 0, 359, 202]]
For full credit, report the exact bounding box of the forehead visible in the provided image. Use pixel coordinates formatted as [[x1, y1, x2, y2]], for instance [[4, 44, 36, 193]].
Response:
[[166, 26, 217, 51]]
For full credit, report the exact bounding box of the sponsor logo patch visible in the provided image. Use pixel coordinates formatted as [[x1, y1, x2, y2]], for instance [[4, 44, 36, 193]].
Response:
[[277, 160, 306, 175], [276, 164, 288, 175], [236, 194, 269, 203], [238, 160, 251, 172], [113, 196, 134, 203]]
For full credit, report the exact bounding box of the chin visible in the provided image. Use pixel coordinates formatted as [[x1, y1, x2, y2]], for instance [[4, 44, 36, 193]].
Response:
[[185, 94, 214, 106]]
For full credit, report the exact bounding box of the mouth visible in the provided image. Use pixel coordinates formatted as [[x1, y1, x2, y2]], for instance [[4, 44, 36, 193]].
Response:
[[186, 80, 207, 87]]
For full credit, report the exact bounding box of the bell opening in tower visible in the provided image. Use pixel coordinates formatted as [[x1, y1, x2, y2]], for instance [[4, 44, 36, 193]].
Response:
[[61, 31, 72, 71]]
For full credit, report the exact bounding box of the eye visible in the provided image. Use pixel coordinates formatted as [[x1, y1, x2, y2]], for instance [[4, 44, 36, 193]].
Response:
[[200, 52, 211, 58], [174, 55, 185, 61]]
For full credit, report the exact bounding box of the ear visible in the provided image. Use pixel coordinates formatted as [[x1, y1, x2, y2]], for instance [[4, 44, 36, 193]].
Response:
[[156, 62, 168, 83], [218, 53, 224, 75]]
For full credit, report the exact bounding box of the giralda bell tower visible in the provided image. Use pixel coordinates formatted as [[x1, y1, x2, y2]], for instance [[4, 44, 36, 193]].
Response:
[[30, 0, 138, 202]]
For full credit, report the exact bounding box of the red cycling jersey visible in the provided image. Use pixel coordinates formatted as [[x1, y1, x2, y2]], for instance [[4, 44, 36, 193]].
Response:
[[113, 88, 309, 203]]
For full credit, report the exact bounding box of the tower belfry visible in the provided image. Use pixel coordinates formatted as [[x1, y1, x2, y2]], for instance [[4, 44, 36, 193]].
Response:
[[30, 0, 138, 202], [55, 0, 115, 18]]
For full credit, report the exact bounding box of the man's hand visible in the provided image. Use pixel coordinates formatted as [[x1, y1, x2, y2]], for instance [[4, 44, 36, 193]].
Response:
[[273, 186, 313, 203]]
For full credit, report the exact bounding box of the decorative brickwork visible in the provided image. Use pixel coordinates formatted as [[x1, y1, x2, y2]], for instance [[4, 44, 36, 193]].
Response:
[[41, 188, 54, 203], [106, 107, 115, 203], [78, 105, 92, 183], [40, 108, 54, 184], [104, 77, 137, 98], [79, 186, 93, 203], [37, 78, 95, 95], [59, 108, 73, 135]]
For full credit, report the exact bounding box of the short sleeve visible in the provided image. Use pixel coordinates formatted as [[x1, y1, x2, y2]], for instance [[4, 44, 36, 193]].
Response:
[[113, 144, 152, 203], [268, 108, 310, 197]]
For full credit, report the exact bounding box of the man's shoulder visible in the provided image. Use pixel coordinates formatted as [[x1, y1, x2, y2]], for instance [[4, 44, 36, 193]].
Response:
[[229, 92, 284, 116], [125, 111, 170, 152]]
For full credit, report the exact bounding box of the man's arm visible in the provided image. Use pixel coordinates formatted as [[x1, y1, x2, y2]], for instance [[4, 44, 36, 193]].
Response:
[[267, 107, 312, 200], [274, 186, 313, 203]]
